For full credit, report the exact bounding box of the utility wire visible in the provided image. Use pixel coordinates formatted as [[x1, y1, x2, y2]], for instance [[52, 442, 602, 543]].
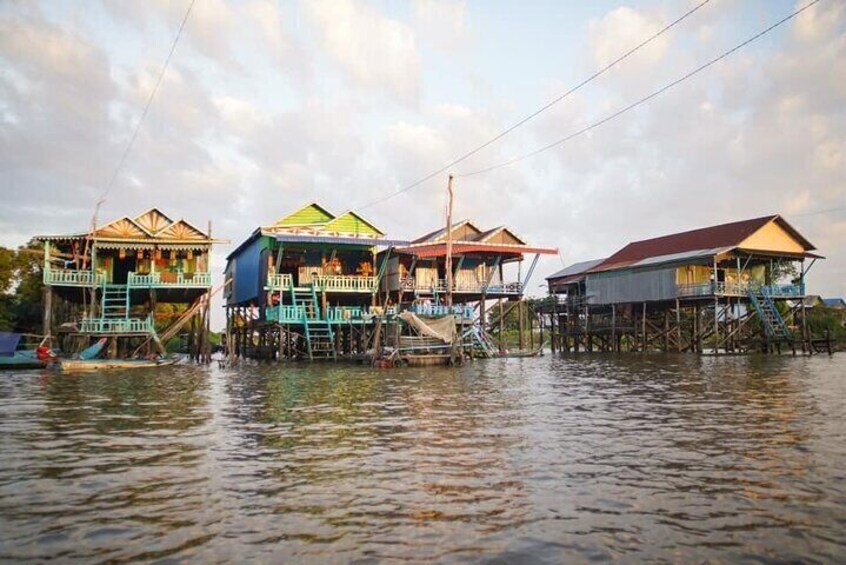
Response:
[[357, 0, 713, 210], [460, 0, 821, 178], [96, 0, 196, 209], [789, 205, 846, 218]]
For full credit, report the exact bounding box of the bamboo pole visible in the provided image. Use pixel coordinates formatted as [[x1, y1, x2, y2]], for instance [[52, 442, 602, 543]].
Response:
[[445, 174, 454, 307]]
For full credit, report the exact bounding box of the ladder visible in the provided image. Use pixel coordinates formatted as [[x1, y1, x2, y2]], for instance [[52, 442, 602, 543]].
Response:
[[290, 285, 336, 361], [101, 284, 130, 319], [748, 289, 791, 339]]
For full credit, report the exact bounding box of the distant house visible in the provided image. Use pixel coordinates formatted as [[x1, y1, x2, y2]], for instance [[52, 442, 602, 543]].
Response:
[[822, 298, 846, 310], [801, 295, 824, 308]]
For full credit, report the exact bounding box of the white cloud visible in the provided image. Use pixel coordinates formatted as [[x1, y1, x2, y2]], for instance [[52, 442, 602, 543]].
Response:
[[413, 0, 468, 52], [590, 6, 671, 75], [304, 0, 421, 104]]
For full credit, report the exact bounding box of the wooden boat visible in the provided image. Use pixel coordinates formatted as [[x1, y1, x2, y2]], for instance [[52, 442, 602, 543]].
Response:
[[500, 342, 545, 358], [57, 356, 181, 373]]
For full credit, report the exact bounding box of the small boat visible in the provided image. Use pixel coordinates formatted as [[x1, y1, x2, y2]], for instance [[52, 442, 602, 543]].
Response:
[[500, 342, 546, 358], [56, 356, 181, 373], [0, 350, 47, 370], [0, 332, 48, 371]]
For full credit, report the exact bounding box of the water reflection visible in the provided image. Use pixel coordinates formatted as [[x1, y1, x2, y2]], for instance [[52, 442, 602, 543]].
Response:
[[0, 355, 844, 562]]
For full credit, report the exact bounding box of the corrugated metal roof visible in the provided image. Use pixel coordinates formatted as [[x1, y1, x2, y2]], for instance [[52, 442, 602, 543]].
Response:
[[546, 258, 606, 280], [590, 215, 816, 273], [628, 247, 732, 268]]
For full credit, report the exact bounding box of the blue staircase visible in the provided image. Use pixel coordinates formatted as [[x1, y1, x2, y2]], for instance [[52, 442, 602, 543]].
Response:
[[748, 289, 791, 339], [290, 285, 336, 361]]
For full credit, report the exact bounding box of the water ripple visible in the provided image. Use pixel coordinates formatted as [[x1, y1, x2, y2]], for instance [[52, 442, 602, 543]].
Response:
[[0, 355, 844, 562]]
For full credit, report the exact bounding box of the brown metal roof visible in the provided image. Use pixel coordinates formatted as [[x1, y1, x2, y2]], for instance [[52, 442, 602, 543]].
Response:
[[591, 215, 816, 273]]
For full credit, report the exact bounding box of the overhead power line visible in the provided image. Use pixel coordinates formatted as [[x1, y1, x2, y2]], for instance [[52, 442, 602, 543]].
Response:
[[789, 205, 846, 219], [460, 0, 822, 178], [357, 0, 713, 210], [97, 0, 196, 207]]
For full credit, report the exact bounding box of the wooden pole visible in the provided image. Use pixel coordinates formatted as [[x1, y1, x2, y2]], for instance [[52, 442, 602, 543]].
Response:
[[611, 304, 616, 352], [445, 174, 454, 307], [42, 286, 52, 344]]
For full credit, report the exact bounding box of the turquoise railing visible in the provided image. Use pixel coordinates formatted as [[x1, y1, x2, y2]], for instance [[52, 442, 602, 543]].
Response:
[[312, 275, 377, 293], [127, 271, 211, 288], [44, 268, 105, 287], [266, 273, 294, 291], [411, 304, 475, 319], [677, 282, 805, 298], [266, 305, 307, 324], [78, 316, 154, 334], [400, 277, 523, 295], [266, 304, 394, 324]]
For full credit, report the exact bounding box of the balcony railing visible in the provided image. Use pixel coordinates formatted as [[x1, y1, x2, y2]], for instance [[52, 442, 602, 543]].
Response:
[[676, 282, 805, 298], [266, 304, 397, 324], [127, 271, 211, 288], [312, 275, 377, 293], [266, 305, 309, 323], [411, 303, 476, 319], [266, 273, 294, 291], [78, 317, 154, 334], [44, 268, 105, 287], [400, 277, 523, 295]]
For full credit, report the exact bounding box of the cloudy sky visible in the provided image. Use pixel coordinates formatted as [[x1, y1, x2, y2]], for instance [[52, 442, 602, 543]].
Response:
[[1, 0, 844, 327]]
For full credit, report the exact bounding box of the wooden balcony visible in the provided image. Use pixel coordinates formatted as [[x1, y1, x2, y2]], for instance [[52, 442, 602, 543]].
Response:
[[127, 271, 211, 288], [44, 268, 105, 287]]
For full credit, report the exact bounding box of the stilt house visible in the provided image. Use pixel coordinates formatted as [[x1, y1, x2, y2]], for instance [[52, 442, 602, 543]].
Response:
[[35, 209, 220, 356], [385, 220, 558, 318], [224, 203, 408, 360], [547, 215, 823, 353]]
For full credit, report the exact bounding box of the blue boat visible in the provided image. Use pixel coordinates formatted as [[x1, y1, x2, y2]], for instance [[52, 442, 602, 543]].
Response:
[[0, 333, 47, 370]]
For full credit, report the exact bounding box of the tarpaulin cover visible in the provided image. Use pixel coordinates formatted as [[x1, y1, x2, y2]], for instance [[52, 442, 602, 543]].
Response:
[[398, 312, 456, 343], [0, 332, 21, 357]]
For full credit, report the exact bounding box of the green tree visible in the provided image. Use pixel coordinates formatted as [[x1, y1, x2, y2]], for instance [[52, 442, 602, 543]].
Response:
[[0, 241, 45, 332]]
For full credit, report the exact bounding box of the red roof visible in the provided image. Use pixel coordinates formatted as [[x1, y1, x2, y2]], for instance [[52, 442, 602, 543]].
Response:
[[591, 215, 815, 272], [397, 242, 557, 258]]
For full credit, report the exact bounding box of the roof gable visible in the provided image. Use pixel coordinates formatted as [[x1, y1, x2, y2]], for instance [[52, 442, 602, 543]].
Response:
[[477, 226, 527, 246], [94, 216, 151, 240], [156, 219, 209, 240], [134, 208, 174, 234], [739, 216, 815, 253], [324, 210, 384, 237], [414, 220, 484, 243], [274, 203, 335, 227]]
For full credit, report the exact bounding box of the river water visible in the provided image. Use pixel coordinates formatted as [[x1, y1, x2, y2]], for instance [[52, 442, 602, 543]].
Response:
[[1, 354, 844, 563]]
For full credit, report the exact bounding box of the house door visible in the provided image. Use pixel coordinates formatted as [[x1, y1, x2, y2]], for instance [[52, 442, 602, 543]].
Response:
[[113, 257, 135, 285]]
